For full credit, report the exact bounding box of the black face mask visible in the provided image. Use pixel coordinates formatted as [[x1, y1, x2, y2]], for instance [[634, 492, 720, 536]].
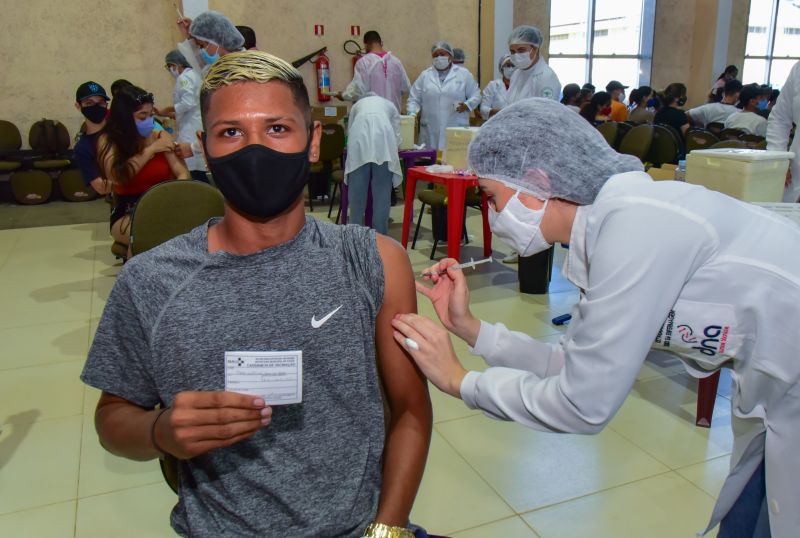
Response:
[[81, 103, 107, 124], [677, 96, 687, 107], [203, 137, 311, 219]]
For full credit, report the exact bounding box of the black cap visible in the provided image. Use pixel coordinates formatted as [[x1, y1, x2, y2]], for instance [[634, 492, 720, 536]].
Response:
[[76, 81, 109, 102], [606, 80, 628, 92]]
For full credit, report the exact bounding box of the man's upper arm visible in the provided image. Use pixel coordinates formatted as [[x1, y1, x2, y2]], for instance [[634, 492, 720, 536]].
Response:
[[373, 235, 430, 414]]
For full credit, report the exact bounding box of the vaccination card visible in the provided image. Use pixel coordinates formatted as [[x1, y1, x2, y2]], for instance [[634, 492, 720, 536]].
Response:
[[224, 351, 303, 405]]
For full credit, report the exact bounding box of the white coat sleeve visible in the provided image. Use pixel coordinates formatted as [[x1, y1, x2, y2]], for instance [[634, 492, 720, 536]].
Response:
[[470, 320, 566, 378], [406, 74, 425, 117], [400, 62, 412, 97], [480, 83, 496, 119], [173, 75, 198, 118], [177, 39, 204, 75], [464, 74, 482, 112], [767, 62, 797, 151], [341, 61, 368, 102], [460, 204, 717, 434]]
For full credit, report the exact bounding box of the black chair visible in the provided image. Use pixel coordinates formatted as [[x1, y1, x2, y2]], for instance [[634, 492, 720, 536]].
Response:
[[647, 125, 681, 167], [706, 122, 725, 136], [618, 124, 654, 162], [310, 123, 345, 212], [720, 127, 745, 141], [686, 129, 719, 153]]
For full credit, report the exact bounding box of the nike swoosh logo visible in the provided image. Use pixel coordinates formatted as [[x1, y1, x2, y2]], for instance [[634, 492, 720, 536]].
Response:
[[311, 305, 343, 329]]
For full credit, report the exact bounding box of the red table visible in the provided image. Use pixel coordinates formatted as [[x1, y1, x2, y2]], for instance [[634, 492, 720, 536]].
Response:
[[401, 167, 492, 261]]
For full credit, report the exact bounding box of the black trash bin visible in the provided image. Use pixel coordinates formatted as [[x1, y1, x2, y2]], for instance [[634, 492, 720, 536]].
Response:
[[518, 246, 554, 294]]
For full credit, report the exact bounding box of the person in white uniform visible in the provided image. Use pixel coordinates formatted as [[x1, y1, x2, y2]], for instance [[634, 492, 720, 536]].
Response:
[[344, 94, 402, 234], [767, 59, 800, 202], [392, 98, 800, 538], [337, 30, 411, 113], [406, 41, 481, 151], [480, 55, 515, 120], [506, 25, 561, 104], [157, 49, 208, 183]]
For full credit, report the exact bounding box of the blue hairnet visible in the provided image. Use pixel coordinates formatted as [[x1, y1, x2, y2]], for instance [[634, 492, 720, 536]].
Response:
[[431, 41, 454, 57], [453, 48, 466, 62], [467, 98, 644, 205], [508, 25, 543, 47], [190, 11, 244, 51], [165, 49, 190, 68], [498, 54, 512, 71]]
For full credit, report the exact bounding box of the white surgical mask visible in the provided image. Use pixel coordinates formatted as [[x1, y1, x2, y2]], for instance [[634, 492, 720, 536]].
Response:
[[433, 56, 451, 70], [512, 51, 534, 70], [488, 193, 550, 257], [502, 66, 516, 79]]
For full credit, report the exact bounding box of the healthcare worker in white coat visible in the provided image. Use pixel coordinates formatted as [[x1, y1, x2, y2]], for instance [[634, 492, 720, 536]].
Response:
[[157, 49, 208, 183], [344, 94, 402, 234], [337, 30, 411, 113], [767, 59, 800, 202], [392, 98, 800, 538], [480, 55, 515, 120], [406, 41, 481, 151], [506, 25, 561, 103]]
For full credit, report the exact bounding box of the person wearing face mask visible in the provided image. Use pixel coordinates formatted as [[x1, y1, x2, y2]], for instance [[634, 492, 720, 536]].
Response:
[[73, 81, 112, 196], [336, 30, 412, 113], [560, 83, 582, 113], [391, 97, 800, 538], [627, 86, 656, 124], [96, 86, 189, 254], [687, 79, 742, 128], [82, 50, 432, 538], [654, 82, 690, 145], [578, 91, 612, 126], [155, 49, 208, 183], [724, 83, 768, 137], [480, 55, 515, 120], [406, 41, 481, 150], [506, 25, 561, 104], [605, 80, 629, 122]]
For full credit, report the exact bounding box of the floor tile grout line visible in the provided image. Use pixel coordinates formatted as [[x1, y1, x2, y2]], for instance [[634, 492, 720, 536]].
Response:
[[0, 498, 78, 519], [446, 514, 542, 537], [74, 478, 168, 502]]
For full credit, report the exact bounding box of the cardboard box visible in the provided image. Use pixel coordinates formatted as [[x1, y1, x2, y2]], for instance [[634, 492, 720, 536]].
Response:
[[686, 148, 793, 202], [444, 126, 481, 170], [399, 115, 416, 150], [311, 105, 348, 124]]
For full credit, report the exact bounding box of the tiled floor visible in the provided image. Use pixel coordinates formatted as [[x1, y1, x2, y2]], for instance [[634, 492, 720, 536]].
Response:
[[0, 202, 731, 537]]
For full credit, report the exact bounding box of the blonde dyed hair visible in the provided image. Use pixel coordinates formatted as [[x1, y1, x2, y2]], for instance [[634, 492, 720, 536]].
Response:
[[199, 50, 311, 127]]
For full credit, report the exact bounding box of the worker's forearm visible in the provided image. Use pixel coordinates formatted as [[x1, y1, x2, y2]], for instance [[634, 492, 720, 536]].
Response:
[[95, 401, 162, 461], [374, 406, 432, 527]]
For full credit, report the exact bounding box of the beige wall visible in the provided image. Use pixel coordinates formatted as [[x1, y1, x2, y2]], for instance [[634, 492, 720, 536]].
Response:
[[513, 0, 551, 58], [0, 0, 182, 148], [728, 0, 751, 70], [211, 0, 481, 108]]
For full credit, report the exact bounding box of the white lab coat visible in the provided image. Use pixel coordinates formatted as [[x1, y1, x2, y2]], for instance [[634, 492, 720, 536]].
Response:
[[406, 64, 481, 150], [767, 60, 800, 202], [506, 58, 561, 104], [341, 52, 411, 113], [460, 172, 800, 537], [344, 95, 402, 187], [480, 78, 510, 119], [172, 68, 205, 171]]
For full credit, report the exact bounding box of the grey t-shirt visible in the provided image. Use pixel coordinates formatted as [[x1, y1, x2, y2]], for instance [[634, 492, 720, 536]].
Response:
[[82, 217, 386, 537]]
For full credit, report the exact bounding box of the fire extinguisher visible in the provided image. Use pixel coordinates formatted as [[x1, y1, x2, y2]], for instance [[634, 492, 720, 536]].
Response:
[[315, 51, 332, 102]]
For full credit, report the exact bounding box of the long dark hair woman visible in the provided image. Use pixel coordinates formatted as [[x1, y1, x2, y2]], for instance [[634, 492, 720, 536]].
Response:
[[97, 85, 189, 254], [708, 65, 738, 102], [579, 91, 611, 125], [654, 83, 690, 138]]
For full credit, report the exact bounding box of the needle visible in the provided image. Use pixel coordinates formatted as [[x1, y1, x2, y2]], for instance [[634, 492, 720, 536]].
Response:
[[420, 256, 493, 278]]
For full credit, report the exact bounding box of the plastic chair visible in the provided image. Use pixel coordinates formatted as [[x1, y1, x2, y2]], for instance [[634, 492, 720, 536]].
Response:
[[0, 120, 24, 173], [719, 127, 745, 141], [686, 129, 719, 153], [647, 125, 680, 167], [618, 124, 654, 162], [615, 121, 634, 149], [9, 170, 53, 204], [739, 134, 767, 150], [596, 121, 618, 147], [28, 119, 72, 171], [57, 168, 98, 202], [129, 180, 224, 256], [706, 122, 725, 136], [709, 139, 747, 149], [310, 123, 345, 212]]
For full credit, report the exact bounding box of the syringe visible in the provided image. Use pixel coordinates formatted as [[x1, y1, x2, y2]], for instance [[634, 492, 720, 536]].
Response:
[[419, 256, 493, 278]]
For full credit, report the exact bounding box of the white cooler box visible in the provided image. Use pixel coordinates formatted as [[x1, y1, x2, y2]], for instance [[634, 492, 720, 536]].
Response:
[[686, 148, 794, 202], [399, 115, 416, 150], [444, 126, 480, 170]]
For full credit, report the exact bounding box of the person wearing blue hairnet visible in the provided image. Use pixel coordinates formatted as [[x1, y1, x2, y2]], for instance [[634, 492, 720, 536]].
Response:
[[480, 54, 515, 120], [506, 25, 561, 104], [406, 41, 481, 150], [392, 97, 800, 538]]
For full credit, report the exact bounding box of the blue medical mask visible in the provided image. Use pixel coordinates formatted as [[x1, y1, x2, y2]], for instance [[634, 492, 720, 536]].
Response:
[[757, 99, 769, 111], [135, 117, 154, 137], [646, 98, 656, 108], [200, 43, 220, 65]]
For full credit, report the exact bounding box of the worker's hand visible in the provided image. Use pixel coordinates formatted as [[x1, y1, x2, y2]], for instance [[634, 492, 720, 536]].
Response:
[[392, 314, 467, 398], [416, 258, 480, 346], [174, 142, 194, 159], [153, 391, 271, 459], [334, 91, 344, 100], [456, 102, 469, 113], [149, 135, 175, 155], [177, 17, 192, 40], [786, 168, 792, 188]]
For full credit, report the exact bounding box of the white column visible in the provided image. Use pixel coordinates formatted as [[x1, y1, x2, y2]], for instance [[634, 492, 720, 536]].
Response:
[[713, 0, 733, 79]]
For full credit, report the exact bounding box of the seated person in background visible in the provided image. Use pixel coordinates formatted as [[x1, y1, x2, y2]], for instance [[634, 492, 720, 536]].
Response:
[[111, 79, 135, 98], [579, 91, 612, 126], [480, 55, 514, 119], [560, 83, 582, 113], [606, 80, 629, 121], [627, 86, 655, 124], [654, 83, 690, 141], [345, 94, 403, 234], [687, 79, 742, 128], [97, 86, 188, 253], [724, 83, 768, 137], [758, 87, 780, 119], [73, 81, 112, 196], [708, 64, 738, 102], [236, 25, 257, 50], [82, 50, 432, 538]]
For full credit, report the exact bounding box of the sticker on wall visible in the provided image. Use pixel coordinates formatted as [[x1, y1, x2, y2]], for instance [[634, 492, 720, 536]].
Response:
[[350, 25, 361, 36], [314, 24, 325, 36]]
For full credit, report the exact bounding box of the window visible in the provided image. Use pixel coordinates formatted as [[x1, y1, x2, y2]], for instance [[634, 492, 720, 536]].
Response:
[[743, 0, 800, 89], [548, 0, 655, 94]]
